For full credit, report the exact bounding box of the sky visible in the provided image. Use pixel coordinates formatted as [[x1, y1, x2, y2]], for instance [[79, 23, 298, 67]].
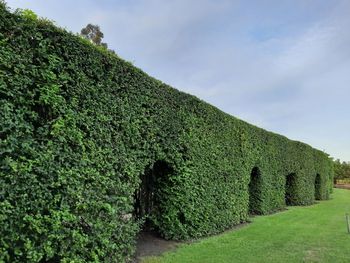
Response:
[[5, 0, 350, 161]]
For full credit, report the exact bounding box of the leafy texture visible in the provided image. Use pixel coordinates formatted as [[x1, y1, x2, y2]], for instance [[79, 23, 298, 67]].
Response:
[[0, 3, 333, 262]]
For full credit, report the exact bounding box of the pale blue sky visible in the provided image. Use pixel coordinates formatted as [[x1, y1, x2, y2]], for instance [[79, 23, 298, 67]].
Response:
[[5, 0, 350, 161]]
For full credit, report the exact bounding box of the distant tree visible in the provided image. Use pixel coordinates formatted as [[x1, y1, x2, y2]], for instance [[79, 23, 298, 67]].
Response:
[[334, 159, 343, 183], [333, 159, 350, 183], [345, 162, 350, 178], [80, 23, 108, 48]]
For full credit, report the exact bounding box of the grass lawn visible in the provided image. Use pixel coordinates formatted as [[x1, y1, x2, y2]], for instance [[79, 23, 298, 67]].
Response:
[[142, 188, 350, 263]]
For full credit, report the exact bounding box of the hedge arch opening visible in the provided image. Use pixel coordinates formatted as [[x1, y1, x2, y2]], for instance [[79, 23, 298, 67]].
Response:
[[315, 173, 321, 200], [248, 167, 263, 215], [134, 160, 173, 232], [285, 173, 297, 205]]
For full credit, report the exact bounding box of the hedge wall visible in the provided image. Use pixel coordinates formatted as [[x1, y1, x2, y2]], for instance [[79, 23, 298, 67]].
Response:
[[0, 3, 333, 262]]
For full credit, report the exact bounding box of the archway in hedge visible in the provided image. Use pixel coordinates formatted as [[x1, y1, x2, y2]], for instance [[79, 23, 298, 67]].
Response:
[[315, 173, 321, 200], [248, 167, 263, 215], [285, 173, 297, 205], [134, 160, 173, 231]]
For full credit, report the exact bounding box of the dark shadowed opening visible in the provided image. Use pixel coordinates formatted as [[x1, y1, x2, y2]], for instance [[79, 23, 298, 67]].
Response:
[[134, 160, 173, 231], [315, 173, 321, 200], [285, 173, 297, 205], [248, 167, 263, 215]]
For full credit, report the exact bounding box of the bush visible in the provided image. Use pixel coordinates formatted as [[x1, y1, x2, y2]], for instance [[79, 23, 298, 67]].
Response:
[[0, 3, 333, 262]]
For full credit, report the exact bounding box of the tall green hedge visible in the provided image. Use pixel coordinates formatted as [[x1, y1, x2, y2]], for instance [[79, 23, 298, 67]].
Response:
[[0, 3, 333, 262]]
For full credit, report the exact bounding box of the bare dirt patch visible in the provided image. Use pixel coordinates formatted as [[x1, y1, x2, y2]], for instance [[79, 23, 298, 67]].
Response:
[[303, 248, 322, 262], [134, 231, 180, 262]]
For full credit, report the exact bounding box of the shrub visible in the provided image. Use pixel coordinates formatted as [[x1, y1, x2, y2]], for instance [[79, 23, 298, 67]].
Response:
[[0, 3, 333, 262]]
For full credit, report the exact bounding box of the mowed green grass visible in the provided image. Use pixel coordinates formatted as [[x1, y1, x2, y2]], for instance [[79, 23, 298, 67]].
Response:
[[142, 189, 350, 263]]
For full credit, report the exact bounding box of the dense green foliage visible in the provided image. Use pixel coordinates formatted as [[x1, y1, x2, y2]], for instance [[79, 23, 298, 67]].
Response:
[[333, 159, 350, 183], [0, 3, 333, 262], [144, 189, 350, 263]]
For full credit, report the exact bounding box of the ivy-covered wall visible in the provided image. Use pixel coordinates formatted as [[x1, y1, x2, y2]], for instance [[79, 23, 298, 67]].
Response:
[[0, 3, 333, 262]]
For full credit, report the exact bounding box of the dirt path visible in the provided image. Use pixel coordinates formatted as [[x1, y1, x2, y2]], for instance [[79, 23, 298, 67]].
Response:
[[335, 184, 350, 190], [134, 231, 180, 262]]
